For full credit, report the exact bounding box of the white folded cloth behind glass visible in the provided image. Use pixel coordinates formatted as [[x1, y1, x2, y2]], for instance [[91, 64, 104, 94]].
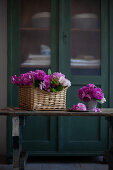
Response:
[[71, 59, 100, 64]]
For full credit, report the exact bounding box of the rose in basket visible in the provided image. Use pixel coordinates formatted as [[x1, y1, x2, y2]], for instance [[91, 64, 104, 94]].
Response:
[[11, 69, 71, 110], [78, 84, 106, 111], [11, 69, 71, 91]]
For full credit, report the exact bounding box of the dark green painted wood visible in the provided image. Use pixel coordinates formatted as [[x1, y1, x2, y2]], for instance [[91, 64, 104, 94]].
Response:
[[59, 116, 107, 153], [22, 116, 57, 152], [58, 0, 109, 154], [108, 0, 113, 150], [101, 0, 109, 108], [109, 0, 113, 108], [7, 0, 110, 156], [7, 0, 58, 157], [58, 0, 71, 152], [7, 0, 20, 107], [100, 0, 109, 152], [51, 0, 59, 72], [59, 0, 70, 76], [7, 0, 20, 157], [71, 76, 101, 85], [21, 0, 58, 154]]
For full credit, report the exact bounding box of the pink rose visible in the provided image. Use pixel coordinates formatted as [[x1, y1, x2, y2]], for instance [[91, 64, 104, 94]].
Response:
[[91, 108, 101, 112], [53, 72, 65, 79], [71, 103, 86, 111]]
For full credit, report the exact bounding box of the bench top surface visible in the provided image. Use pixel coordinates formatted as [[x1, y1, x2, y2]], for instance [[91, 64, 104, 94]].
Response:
[[0, 107, 113, 117]]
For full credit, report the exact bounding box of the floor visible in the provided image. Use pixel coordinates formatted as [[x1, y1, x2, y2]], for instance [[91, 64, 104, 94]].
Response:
[[0, 156, 108, 170]]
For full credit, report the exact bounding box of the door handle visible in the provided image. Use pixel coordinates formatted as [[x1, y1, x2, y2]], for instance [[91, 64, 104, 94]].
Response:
[[63, 32, 68, 43]]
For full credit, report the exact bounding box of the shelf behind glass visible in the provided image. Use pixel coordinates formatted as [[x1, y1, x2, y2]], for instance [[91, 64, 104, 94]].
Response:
[[20, 27, 100, 32], [71, 28, 100, 32], [20, 65, 50, 68], [20, 27, 49, 31]]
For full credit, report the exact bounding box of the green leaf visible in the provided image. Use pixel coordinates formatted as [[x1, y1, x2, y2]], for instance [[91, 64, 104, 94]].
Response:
[[33, 79, 40, 88], [48, 69, 52, 75], [55, 76, 58, 81], [51, 77, 57, 85], [56, 85, 63, 91], [50, 87, 57, 93], [51, 81, 53, 84], [55, 76, 59, 85], [33, 77, 36, 88]]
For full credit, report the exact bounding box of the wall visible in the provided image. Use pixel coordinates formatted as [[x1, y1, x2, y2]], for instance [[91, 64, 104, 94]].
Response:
[[0, 0, 7, 156]]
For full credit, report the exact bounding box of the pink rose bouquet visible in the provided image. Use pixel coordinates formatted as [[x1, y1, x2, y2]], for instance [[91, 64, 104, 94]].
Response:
[[11, 69, 71, 92], [71, 103, 86, 111], [78, 84, 106, 104]]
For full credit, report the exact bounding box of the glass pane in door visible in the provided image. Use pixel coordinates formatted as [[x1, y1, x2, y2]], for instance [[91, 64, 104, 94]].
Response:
[[20, 0, 51, 73], [71, 0, 101, 75]]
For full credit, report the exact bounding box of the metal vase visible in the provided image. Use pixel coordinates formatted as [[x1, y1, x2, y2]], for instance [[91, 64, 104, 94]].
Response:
[[86, 99, 97, 111]]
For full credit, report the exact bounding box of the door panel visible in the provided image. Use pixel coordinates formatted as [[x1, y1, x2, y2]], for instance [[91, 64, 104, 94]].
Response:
[[8, 0, 58, 155], [20, 0, 58, 153], [58, 0, 109, 154], [59, 116, 107, 153], [23, 117, 57, 152]]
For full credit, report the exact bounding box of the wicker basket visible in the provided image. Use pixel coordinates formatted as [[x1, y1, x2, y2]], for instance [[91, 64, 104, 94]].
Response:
[[19, 86, 67, 110]]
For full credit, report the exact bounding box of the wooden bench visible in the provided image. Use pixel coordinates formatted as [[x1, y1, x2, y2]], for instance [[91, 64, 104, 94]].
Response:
[[0, 108, 113, 170]]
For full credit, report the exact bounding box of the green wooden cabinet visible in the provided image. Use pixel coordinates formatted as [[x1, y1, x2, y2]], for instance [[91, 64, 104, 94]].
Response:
[[7, 0, 112, 156]]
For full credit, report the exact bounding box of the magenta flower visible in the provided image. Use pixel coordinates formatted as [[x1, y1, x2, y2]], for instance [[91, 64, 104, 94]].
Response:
[[91, 108, 101, 112], [92, 88, 104, 100], [53, 72, 65, 79], [11, 69, 71, 92], [78, 88, 85, 100], [78, 84, 105, 104], [11, 75, 17, 85], [42, 75, 51, 90], [28, 71, 36, 81], [86, 84, 95, 88], [35, 70, 46, 81], [15, 72, 34, 86], [17, 76, 23, 86], [78, 88, 91, 102], [71, 103, 86, 111], [83, 94, 92, 101], [86, 84, 96, 98]]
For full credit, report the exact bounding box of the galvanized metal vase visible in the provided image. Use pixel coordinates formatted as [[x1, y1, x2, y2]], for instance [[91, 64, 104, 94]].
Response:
[[86, 99, 97, 111]]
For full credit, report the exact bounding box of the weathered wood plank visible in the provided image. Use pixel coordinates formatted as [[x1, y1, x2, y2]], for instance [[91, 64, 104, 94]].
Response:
[[0, 108, 113, 117]]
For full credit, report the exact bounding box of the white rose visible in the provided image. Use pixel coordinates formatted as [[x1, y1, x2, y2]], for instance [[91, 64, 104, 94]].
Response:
[[59, 76, 66, 84], [63, 79, 71, 87], [99, 97, 106, 104], [59, 76, 71, 87]]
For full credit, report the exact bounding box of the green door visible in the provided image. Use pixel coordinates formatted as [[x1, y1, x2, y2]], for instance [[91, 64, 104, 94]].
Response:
[[7, 0, 59, 156], [7, 0, 109, 156], [58, 0, 109, 155]]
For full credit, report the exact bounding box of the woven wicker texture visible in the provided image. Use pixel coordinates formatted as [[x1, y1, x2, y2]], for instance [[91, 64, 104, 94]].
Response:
[[19, 86, 67, 110]]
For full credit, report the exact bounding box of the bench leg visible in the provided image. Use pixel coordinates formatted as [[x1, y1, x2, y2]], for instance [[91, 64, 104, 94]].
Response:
[[20, 152, 28, 170], [12, 116, 27, 170], [106, 117, 113, 170], [12, 117, 20, 170]]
